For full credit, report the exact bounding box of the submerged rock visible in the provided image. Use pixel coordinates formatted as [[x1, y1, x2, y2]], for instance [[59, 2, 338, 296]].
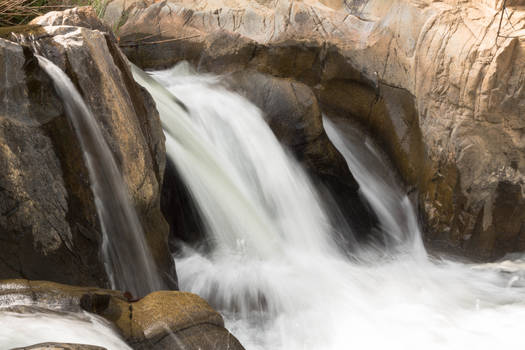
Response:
[[109, 0, 525, 259], [0, 7, 175, 288], [0, 279, 245, 350]]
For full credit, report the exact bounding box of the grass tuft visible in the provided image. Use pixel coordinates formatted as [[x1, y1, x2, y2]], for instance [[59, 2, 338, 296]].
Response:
[[0, 0, 108, 26]]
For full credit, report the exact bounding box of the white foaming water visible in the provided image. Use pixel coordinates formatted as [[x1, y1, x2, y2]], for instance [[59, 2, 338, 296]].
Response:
[[37, 56, 164, 297], [134, 63, 525, 350], [0, 311, 131, 349]]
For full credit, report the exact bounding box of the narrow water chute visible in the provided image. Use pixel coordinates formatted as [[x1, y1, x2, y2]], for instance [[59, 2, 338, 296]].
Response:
[[37, 55, 164, 297], [135, 63, 525, 350]]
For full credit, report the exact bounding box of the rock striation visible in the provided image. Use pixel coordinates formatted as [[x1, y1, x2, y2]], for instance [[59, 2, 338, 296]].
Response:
[[106, 0, 525, 259], [0, 7, 175, 287]]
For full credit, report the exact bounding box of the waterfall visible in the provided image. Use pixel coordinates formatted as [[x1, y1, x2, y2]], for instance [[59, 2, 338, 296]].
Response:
[[37, 56, 163, 297], [324, 118, 426, 257], [134, 63, 525, 350], [132, 63, 339, 258]]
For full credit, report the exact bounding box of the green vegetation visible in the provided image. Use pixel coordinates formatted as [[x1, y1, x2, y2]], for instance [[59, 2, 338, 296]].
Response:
[[0, 0, 108, 26]]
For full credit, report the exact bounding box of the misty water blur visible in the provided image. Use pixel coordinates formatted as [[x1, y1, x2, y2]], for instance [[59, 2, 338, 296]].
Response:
[[0, 312, 131, 349]]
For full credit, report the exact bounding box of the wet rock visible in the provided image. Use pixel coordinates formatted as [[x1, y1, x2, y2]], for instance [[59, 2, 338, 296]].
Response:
[[110, 0, 525, 259], [0, 279, 245, 350], [0, 9, 175, 288], [30, 7, 113, 35]]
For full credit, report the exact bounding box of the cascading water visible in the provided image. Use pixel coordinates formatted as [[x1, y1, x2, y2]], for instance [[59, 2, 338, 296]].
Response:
[[135, 63, 525, 350], [37, 56, 163, 298], [0, 312, 131, 349], [323, 118, 425, 257]]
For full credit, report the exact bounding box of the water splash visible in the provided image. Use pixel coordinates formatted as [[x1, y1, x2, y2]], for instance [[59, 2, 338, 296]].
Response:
[[37, 55, 164, 297], [0, 311, 131, 349], [135, 63, 525, 350]]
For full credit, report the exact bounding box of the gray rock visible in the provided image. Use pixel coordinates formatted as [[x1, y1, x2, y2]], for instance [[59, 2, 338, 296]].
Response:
[[1, 279, 245, 350], [224, 71, 376, 238]]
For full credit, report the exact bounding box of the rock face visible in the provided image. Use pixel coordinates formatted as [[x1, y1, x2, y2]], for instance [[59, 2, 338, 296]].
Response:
[[107, 0, 525, 259], [0, 279, 245, 350], [0, 7, 175, 287]]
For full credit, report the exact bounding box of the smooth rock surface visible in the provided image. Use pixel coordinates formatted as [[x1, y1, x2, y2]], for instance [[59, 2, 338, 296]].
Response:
[[225, 71, 353, 185], [108, 0, 525, 259], [0, 7, 175, 287]]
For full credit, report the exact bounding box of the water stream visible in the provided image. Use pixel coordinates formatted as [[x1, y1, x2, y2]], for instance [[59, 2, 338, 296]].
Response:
[[0, 312, 131, 349], [37, 56, 164, 298], [324, 118, 425, 258], [135, 63, 525, 350]]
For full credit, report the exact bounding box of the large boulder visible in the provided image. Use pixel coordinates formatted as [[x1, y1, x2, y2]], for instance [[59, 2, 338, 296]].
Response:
[[225, 71, 353, 186], [106, 0, 525, 259], [161, 158, 205, 248], [0, 279, 245, 350], [0, 7, 175, 288]]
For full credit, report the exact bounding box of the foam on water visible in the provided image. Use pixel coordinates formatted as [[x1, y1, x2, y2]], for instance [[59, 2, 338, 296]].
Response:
[[0, 311, 131, 349], [134, 63, 525, 350]]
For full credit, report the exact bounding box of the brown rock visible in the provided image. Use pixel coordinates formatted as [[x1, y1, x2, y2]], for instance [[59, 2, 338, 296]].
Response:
[[110, 0, 525, 259], [103, 291, 244, 350], [0, 279, 245, 350], [0, 10, 175, 287], [224, 70, 376, 237]]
